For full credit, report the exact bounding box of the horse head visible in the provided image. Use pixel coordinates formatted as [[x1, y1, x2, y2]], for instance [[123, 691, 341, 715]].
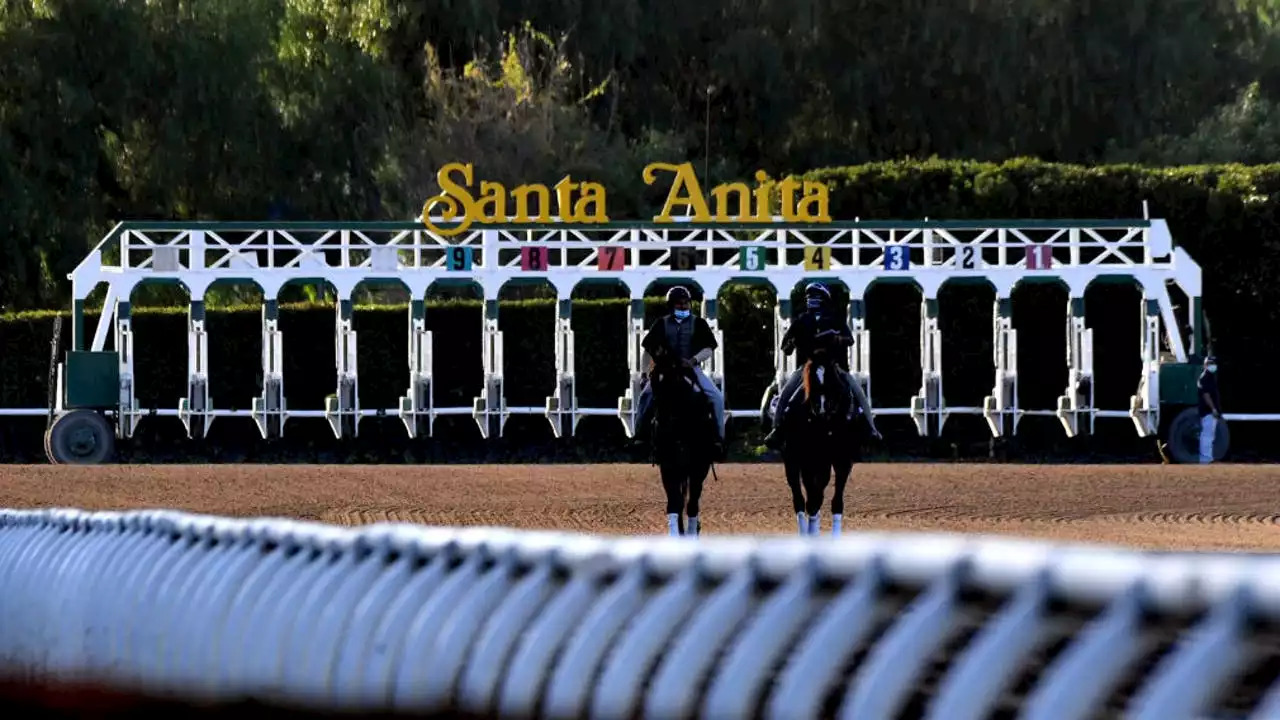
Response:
[[649, 357, 716, 463], [650, 356, 695, 404], [801, 354, 850, 426]]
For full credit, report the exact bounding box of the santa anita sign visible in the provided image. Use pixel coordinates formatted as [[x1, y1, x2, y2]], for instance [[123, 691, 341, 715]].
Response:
[[420, 161, 832, 236]]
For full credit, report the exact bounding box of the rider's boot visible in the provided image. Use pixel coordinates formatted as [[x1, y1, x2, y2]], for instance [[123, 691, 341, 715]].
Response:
[[699, 396, 725, 459], [634, 406, 653, 447], [711, 410, 726, 459], [764, 405, 789, 449]]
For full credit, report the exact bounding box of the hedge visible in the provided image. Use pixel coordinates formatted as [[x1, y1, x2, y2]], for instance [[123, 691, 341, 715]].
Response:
[[1, 158, 1277, 462], [806, 158, 1280, 417]]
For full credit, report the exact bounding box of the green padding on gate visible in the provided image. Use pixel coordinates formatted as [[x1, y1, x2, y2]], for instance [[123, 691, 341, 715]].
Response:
[[1159, 363, 1201, 407], [65, 351, 119, 409]]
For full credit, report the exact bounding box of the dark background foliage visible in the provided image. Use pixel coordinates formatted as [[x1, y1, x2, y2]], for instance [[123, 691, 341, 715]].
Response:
[[4, 1, 1280, 461]]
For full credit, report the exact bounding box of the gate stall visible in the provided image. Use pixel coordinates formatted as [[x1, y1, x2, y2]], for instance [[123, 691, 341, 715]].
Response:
[[12, 215, 1248, 463]]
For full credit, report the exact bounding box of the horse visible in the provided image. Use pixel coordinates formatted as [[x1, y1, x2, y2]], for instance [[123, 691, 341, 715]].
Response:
[[647, 355, 719, 537], [777, 355, 861, 535]]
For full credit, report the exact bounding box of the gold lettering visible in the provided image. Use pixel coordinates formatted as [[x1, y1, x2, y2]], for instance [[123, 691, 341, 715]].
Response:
[[751, 170, 774, 222], [574, 181, 609, 223], [554, 177, 579, 221], [510, 183, 551, 223], [420, 161, 829, 233], [476, 181, 505, 221], [709, 182, 752, 222], [421, 162, 476, 236], [796, 180, 831, 222], [644, 162, 710, 222], [777, 177, 801, 220]]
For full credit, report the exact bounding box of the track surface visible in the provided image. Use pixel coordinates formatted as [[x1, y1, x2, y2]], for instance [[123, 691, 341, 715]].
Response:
[[2, 463, 1279, 551]]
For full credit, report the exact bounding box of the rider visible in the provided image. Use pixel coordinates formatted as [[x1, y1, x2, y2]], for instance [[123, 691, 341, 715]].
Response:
[[763, 282, 877, 449], [636, 286, 726, 451]]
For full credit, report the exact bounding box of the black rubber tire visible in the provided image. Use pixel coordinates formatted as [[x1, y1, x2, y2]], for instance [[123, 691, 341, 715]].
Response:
[[46, 409, 115, 465], [1164, 406, 1229, 464]]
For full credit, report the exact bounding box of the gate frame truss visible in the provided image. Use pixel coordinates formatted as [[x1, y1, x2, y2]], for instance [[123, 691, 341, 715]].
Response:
[[10, 213, 1267, 464]]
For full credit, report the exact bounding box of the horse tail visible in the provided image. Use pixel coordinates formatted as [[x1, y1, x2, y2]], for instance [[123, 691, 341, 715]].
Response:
[[802, 360, 813, 402]]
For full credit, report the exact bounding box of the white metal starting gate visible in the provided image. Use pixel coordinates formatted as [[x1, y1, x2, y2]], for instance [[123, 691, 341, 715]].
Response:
[[7, 212, 1265, 464]]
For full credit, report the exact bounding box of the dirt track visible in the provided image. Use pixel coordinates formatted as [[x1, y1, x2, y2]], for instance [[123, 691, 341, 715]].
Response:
[[1, 463, 1279, 551]]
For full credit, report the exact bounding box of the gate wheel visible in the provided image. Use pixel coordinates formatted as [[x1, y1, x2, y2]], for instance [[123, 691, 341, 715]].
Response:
[[46, 410, 115, 465], [1163, 406, 1229, 464]]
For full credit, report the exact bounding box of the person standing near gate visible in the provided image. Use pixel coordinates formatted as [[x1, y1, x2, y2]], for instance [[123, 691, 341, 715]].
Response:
[[1198, 355, 1223, 463]]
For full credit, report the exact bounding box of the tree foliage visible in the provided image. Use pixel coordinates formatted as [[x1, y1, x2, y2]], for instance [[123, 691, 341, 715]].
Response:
[[1, 0, 1279, 310]]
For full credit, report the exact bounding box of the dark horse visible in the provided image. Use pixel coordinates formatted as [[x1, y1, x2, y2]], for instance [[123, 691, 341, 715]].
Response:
[[777, 356, 862, 535], [647, 355, 719, 536]]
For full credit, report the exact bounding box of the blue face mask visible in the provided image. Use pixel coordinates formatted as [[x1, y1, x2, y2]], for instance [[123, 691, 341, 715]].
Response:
[[673, 309, 690, 320], [806, 298, 822, 309]]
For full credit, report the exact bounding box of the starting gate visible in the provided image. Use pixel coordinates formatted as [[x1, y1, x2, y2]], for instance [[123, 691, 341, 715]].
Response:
[[14, 213, 1244, 464]]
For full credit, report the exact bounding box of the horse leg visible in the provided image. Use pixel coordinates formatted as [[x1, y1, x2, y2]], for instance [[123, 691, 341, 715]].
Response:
[[785, 452, 807, 534], [832, 456, 852, 536], [686, 461, 708, 536], [802, 461, 829, 535], [660, 463, 683, 536]]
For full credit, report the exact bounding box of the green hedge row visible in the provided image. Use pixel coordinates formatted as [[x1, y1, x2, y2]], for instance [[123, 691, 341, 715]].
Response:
[[2, 159, 1277, 462], [808, 159, 1280, 411]]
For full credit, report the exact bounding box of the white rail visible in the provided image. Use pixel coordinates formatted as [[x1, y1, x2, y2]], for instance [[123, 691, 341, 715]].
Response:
[[1, 508, 1279, 717]]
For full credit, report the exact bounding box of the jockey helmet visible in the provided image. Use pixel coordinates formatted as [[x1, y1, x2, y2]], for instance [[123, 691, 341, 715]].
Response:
[[804, 282, 831, 309], [666, 286, 692, 307]]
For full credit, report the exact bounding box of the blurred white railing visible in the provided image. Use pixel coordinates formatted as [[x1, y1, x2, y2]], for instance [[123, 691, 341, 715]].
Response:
[[0, 508, 1278, 718]]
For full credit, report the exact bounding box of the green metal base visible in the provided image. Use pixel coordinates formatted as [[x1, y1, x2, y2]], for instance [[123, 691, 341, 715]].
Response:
[[1158, 362, 1202, 408], [65, 351, 120, 409]]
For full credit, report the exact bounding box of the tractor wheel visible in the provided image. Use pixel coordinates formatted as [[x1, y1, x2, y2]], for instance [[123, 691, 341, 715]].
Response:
[[1164, 406, 1229, 464], [46, 410, 115, 465]]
